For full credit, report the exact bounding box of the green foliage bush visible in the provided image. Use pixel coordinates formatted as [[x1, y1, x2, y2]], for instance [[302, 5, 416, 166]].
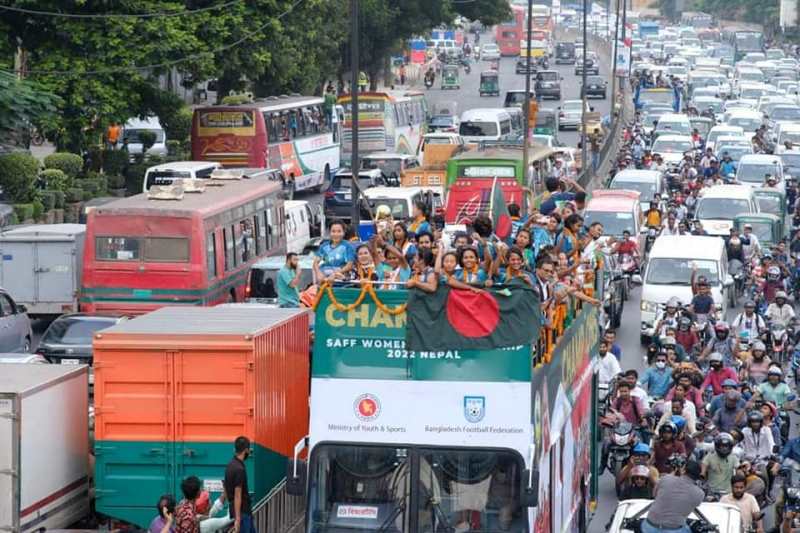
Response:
[[12, 203, 33, 221], [32, 200, 44, 220], [66, 187, 83, 203], [39, 190, 56, 211], [43, 152, 83, 179], [52, 190, 65, 209], [102, 149, 129, 176], [163, 107, 193, 142], [107, 174, 126, 189], [138, 130, 157, 153], [0, 153, 39, 203], [125, 162, 148, 193], [39, 168, 71, 191]]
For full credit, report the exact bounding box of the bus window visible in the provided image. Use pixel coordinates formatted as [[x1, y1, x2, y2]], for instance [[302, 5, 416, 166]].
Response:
[[145, 237, 189, 263], [278, 206, 285, 243], [96, 236, 141, 261], [206, 232, 217, 279], [252, 215, 261, 256], [257, 211, 267, 253], [266, 209, 273, 250], [224, 226, 234, 271]]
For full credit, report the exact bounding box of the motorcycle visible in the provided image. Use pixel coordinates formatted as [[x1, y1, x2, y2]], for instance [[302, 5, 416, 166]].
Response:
[[779, 458, 800, 527], [619, 253, 639, 301], [644, 228, 657, 255], [460, 57, 471, 74], [424, 75, 434, 90], [768, 321, 788, 365], [607, 420, 637, 482]]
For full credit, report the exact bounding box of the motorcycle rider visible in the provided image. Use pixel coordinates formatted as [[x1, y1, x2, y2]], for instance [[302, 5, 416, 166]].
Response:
[[674, 317, 700, 357], [744, 341, 772, 385], [708, 379, 746, 416], [652, 421, 687, 474], [701, 432, 740, 497], [657, 398, 697, 437], [720, 474, 764, 533], [639, 352, 673, 398], [644, 199, 662, 229], [596, 340, 622, 388], [666, 375, 705, 416], [756, 366, 793, 408], [620, 465, 656, 499], [741, 411, 780, 483], [712, 390, 747, 433], [733, 301, 766, 341], [700, 323, 739, 368], [653, 297, 682, 338], [660, 335, 688, 364], [701, 352, 739, 395], [609, 380, 647, 426], [616, 443, 660, 493], [720, 152, 736, 178], [743, 224, 762, 261], [764, 266, 786, 304], [424, 67, 435, 87], [767, 290, 796, 327], [642, 455, 704, 533]]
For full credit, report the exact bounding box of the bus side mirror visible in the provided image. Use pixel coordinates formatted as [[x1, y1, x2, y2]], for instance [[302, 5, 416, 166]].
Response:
[[520, 468, 539, 507], [286, 459, 307, 496]]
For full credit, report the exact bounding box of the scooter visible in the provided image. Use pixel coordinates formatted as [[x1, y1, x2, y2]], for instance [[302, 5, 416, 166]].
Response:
[[606, 420, 637, 483], [768, 321, 789, 365]]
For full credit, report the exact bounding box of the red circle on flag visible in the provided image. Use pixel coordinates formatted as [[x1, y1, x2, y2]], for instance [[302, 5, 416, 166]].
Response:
[[446, 290, 500, 338], [358, 398, 377, 417], [495, 214, 513, 239]]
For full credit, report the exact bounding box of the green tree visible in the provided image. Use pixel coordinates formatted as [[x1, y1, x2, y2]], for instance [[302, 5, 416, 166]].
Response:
[[0, 71, 61, 147]]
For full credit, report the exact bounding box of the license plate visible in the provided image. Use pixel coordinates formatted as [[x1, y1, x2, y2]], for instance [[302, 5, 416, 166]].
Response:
[[61, 359, 81, 365], [591, 85, 599, 89], [343, 193, 351, 201]]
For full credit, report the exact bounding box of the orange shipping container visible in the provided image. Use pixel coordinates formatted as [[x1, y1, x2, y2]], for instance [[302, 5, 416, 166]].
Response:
[[93, 306, 310, 456]]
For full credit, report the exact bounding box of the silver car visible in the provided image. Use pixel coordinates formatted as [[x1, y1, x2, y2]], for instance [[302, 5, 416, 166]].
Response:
[[0, 289, 33, 352], [558, 100, 588, 130], [480, 43, 500, 61]]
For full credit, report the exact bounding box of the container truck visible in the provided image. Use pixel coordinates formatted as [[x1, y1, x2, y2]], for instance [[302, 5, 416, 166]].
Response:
[[0, 224, 85, 319], [286, 285, 601, 532], [0, 364, 89, 533], [92, 306, 309, 528]]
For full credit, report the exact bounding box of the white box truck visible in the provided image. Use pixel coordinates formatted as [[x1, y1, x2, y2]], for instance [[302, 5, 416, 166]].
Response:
[[0, 364, 89, 533], [0, 224, 85, 319]]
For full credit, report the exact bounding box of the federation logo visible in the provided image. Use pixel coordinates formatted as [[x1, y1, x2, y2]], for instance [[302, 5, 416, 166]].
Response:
[[464, 396, 486, 423], [354, 393, 381, 422]]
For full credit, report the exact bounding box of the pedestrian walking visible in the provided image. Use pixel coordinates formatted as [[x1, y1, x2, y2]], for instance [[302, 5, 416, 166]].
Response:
[[590, 128, 601, 172], [174, 476, 202, 533], [224, 436, 255, 533]]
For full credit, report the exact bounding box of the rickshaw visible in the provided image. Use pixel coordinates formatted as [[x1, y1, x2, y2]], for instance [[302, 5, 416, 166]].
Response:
[[479, 70, 499, 97], [734, 213, 784, 246], [441, 64, 460, 90], [753, 187, 787, 218]]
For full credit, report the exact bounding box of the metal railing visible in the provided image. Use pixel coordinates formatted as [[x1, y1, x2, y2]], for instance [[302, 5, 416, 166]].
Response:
[[252, 480, 306, 533]]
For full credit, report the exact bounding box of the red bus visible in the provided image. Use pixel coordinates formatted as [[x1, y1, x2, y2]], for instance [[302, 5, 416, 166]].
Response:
[[191, 95, 340, 193], [81, 177, 286, 315], [495, 5, 525, 56]]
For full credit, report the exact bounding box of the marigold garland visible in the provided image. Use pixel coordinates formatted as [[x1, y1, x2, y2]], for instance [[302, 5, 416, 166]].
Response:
[[312, 281, 407, 315]]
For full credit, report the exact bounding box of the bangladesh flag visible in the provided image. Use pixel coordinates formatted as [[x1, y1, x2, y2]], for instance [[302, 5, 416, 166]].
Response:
[[490, 177, 513, 241], [405, 282, 541, 351]]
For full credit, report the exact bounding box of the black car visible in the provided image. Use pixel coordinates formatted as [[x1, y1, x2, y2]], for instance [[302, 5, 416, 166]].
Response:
[[534, 70, 562, 100], [554, 42, 576, 64], [323, 168, 389, 221], [575, 53, 600, 75], [515, 56, 537, 74], [581, 75, 608, 98], [36, 313, 128, 385]]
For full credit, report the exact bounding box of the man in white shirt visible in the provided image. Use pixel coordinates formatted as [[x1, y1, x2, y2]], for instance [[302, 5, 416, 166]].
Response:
[[661, 213, 680, 236], [597, 340, 621, 386], [721, 475, 763, 533], [700, 147, 717, 170], [742, 224, 762, 261]]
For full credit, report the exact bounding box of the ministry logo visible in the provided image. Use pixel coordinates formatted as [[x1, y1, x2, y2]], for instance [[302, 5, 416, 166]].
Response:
[[463, 396, 486, 423]]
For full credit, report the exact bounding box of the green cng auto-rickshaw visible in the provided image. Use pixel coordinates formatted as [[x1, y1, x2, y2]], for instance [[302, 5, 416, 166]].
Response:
[[441, 64, 460, 90], [479, 70, 500, 97], [734, 213, 784, 246]]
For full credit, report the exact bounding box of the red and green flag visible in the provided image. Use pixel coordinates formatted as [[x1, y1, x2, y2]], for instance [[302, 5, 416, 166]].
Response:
[[405, 282, 541, 351], [490, 176, 512, 240]]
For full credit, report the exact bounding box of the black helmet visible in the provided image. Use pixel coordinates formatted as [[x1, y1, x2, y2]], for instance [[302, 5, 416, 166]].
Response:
[[679, 317, 691, 330], [747, 411, 764, 425], [667, 453, 687, 470], [714, 432, 734, 456], [659, 421, 677, 435]]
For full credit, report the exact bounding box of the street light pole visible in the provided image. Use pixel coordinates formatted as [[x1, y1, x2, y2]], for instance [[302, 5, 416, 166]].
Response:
[[522, 0, 534, 189], [350, 0, 360, 226], [580, 0, 588, 178], [610, 0, 621, 128]]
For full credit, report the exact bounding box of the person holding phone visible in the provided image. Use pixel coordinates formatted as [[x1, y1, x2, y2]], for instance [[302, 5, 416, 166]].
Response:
[[149, 495, 176, 533]]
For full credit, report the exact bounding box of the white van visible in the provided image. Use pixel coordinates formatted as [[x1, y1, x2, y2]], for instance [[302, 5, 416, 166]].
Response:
[[361, 186, 434, 224], [123, 116, 167, 160], [285, 200, 325, 254], [142, 161, 222, 192], [458, 109, 513, 143], [640, 235, 733, 342], [652, 113, 692, 138], [695, 184, 759, 236], [706, 125, 745, 153]]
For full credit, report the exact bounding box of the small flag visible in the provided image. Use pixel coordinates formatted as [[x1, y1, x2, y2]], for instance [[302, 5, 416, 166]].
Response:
[[490, 177, 512, 240]]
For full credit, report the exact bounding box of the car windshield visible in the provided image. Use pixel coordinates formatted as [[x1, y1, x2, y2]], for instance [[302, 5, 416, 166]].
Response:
[[647, 258, 719, 285], [708, 130, 742, 144], [610, 178, 656, 197], [745, 221, 773, 243], [424, 136, 454, 145], [334, 176, 375, 191], [306, 445, 525, 533], [563, 102, 583, 112], [123, 128, 165, 143], [696, 197, 752, 218], [741, 88, 765, 99], [43, 317, 116, 346], [696, 101, 723, 113], [369, 198, 410, 219], [584, 210, 636, 236], [505, 93, 531, 106], [460, 121, 498, 137], [756, 195, 782, 216], [738, 163, 780, 183], [772, 107, 800, 121], [718, 145, 752, 161], [779, 131, 800, 145], [249, 267, 313, 299], [538, 71, 559, 81], [531, 135, 552, 145], [652, 138, 693, 153], [429, 116, 454, 127], [727, 117, 762, 130], [362, 159, 402, 176], [586, 76, 604, 84], [655, 121, 691, 135], [780, 153, 800, 174]]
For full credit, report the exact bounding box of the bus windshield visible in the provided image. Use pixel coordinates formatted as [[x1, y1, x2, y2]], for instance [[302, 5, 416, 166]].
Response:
[[736, 32, 763, 51], [307, 444, 526, 533]]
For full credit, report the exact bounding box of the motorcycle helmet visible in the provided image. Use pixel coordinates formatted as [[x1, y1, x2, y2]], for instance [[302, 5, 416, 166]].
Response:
[[714, 322, 730, 340], [714, 432, 734, 457], [670, 415, 686, 433], [631, 465, 651, 479], [678, 317, 692, 331], [768, 366, 783, 377], [632, 442, 651, 456], [659, 421, 677, 437], [752, 340, 766, 355], [667, 453, 687, 470], [666, 296, 681, 310], [776, 290, 788, 302], [744, 300, 756, 310], [708, 352, 724, 365], [747, 411, 764, 426], [767, 266, 781, 281]]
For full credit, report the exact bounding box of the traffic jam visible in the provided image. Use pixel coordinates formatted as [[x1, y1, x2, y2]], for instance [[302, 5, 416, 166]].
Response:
[[5, 1, 800, 533]]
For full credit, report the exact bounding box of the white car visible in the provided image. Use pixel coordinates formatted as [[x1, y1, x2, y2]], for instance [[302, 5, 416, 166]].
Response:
[[480, 43, 500, 61], [650, 134, 694, 166], [558, 99, 588, 130], [607, 499, 741, 533]]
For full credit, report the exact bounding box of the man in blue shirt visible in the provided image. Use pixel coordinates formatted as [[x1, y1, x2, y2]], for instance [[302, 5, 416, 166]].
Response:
[[720, 152, 736, 177], [604, 330, 623, 361], [277, 253, 302, 307], [639, 352, 673, 398], [539, 176, 585, 216]]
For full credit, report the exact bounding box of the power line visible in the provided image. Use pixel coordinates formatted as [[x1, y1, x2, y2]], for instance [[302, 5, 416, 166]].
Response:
[[0, 0, 243, 19], [2, 0, 306, 76]]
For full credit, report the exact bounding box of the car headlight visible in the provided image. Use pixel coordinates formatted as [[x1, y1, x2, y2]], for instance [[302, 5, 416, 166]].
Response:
[[641, 300, 658, 313]]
